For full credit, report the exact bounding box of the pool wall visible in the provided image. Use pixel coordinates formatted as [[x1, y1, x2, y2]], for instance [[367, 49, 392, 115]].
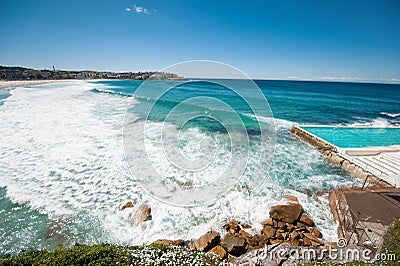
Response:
[[291, 125, 392, 188]]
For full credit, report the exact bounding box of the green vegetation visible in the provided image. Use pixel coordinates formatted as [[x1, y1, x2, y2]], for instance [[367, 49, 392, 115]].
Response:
[[0, 243, 223, 266], [4, 221, 398, 266], [380, 219, 400, 265]]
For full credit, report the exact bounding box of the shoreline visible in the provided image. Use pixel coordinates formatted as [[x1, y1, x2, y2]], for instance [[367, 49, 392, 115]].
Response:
[[0, 79, 77, 91]]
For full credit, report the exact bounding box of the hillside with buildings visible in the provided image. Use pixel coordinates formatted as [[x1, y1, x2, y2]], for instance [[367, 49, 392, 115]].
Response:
[[0, 66, 183, 81]]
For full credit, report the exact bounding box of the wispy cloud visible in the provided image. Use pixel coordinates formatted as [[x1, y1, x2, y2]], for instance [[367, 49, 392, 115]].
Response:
[[133, 5, 149, 14], [125, 5, 150, 14]]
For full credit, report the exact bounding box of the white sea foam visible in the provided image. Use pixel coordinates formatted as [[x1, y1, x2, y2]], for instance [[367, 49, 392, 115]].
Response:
[[242, 113, 294, 131], [0, 81, 359, 252], [349, 117, 397, 128], [380, 112, 400, 118]]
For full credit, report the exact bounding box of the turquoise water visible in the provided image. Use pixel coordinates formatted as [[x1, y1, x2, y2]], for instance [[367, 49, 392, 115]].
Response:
[[0, 79, 399, 255], [0, 90, 10, 106], [93, 79, 400, 126], [302, 127, 400, 148]]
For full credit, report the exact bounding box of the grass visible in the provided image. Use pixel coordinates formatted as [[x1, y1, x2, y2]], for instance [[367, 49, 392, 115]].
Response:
[[4, 221, 399, 265], [0, 243, 224, 266]]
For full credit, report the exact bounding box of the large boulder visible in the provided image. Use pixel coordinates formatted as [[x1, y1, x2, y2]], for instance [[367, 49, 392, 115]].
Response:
[[269, 203, 302, 224], [194, 231, 220, 252], [299, 213, 315, 227], [221, 234, 247, 256], [223, 219, 252, 235], [247, 234, 267, 250], [152, 239, 184, 246], [239, 230, 252, 242], [261, 218, 273, 227], [261, 225, 276, 239], [208, 245, 228, 260], [223, 220, 241, 234], [129, 204, 152, 226]]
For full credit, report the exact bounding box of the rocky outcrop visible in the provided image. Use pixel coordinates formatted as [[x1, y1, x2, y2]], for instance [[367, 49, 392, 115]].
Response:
[[269, 203, 302, 224], [208, 245, 228, 259], [223, 219, 251, 234], [152, 239, 184, 246], [221, 234, 247, 256], [129, 204, 152, 226], [299, 213, 315, 226], [190, 197, 325, 263], [260, 200, 323, 248], [194, 231, 220, 252], [261, 225, 276, 239]]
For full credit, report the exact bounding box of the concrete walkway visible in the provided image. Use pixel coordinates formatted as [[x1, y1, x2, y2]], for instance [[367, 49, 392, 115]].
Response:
[[340, 148, 400, 187], [345, 189, 400, 224], [329, 187, 400, 249]]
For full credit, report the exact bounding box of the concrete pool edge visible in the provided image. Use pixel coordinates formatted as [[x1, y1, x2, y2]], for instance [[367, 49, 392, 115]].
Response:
[[290, 125, 393, 188], [291, 125, 400, 252]]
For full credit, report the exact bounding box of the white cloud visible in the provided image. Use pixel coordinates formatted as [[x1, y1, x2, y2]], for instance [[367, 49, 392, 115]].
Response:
[[125, 7, 131, 11], [134, 5, 149, 14]]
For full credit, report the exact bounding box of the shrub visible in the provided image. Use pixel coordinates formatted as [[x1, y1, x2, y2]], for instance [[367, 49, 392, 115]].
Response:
[[0, 243, 223, 266]]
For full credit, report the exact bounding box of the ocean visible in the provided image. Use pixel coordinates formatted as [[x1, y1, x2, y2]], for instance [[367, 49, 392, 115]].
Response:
[[0, 79, 399, 255]]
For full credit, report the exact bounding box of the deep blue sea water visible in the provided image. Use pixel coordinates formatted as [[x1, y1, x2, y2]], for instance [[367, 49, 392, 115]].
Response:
[[93, 79, 400, 126], [0, 80, 399, 255]]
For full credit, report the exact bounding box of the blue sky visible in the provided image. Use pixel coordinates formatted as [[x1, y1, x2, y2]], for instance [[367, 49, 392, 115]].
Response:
[[1, 0, 399, 81]]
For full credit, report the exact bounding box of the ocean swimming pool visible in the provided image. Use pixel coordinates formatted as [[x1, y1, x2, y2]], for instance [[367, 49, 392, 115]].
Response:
[[301, 126, 400, 148]]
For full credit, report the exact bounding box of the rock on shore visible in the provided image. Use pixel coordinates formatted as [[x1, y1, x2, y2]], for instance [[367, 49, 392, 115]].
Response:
[[203, 196, 323, 261], [152, 196, 325, 262], [128, 204, 152, 226]]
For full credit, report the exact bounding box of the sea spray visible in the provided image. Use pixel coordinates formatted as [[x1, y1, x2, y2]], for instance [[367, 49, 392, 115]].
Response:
[[0, 80, 382, 255]]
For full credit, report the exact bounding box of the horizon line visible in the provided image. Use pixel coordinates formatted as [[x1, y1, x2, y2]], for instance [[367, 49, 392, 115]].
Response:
[[2, 65, 400, 85]]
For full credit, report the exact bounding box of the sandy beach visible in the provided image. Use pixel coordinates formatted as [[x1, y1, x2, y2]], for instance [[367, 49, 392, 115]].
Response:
[[0, 80, 75, 91]]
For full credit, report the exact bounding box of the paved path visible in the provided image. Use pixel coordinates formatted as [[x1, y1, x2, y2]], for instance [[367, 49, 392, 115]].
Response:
[[345, 189, 400, 225]]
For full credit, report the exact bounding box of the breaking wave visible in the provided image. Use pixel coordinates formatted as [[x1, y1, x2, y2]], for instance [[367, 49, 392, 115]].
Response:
[[0, 80, 361, 255], [380, 112, 400, 118]]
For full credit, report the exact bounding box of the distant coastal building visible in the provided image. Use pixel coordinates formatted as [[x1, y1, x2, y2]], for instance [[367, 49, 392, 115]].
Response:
[[0, 66, 184, 81]]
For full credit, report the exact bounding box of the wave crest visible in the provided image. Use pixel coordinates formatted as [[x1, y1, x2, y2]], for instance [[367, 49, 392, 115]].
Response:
[[380, 112, 400, 118], [91, 88, 132, 98]]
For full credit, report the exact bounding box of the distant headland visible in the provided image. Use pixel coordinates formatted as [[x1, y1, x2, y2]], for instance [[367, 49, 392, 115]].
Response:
[[0, 66, 184, 81]]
